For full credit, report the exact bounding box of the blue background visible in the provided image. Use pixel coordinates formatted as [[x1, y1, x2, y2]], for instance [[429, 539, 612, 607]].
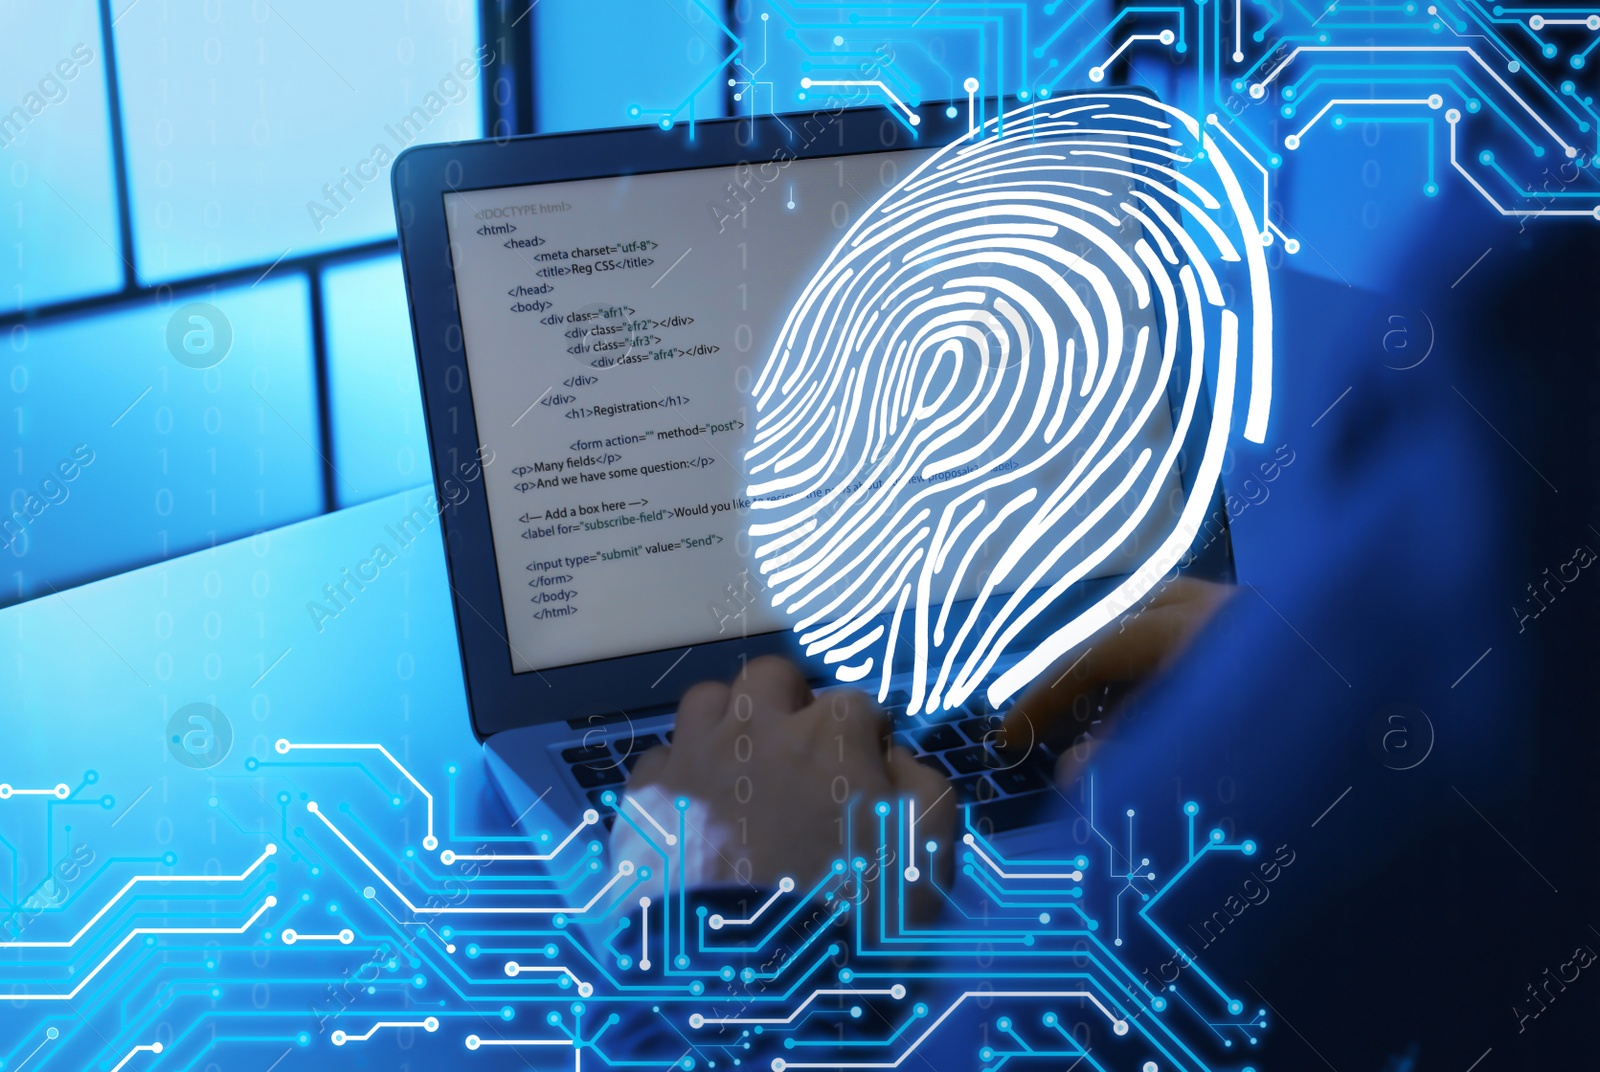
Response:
[[3, 0, 1599, 1068]]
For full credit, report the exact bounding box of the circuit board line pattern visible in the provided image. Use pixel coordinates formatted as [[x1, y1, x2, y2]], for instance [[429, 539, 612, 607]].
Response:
[[0, 744, 1271, 1070], [708, 1, 1600, 223]]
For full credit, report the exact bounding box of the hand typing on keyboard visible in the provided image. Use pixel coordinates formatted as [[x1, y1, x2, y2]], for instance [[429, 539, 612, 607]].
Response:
[[612, 656, 954, 919], [1002, 577, 1234, 785]]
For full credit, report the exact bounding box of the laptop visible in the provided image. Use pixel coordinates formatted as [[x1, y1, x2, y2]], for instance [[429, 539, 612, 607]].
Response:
[[391, 95, 1237, 860]]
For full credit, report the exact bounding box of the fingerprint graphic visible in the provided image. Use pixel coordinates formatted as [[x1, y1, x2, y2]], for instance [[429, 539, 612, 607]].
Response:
[[745, 94, 1272, 715]]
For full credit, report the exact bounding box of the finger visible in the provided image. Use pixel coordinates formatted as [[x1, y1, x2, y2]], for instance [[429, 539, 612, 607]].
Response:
[[1148, 576, 1234, 611], [1054, 737, 1101, 791], [886, 748, 954, 825], [673, 680, 731, 744], [1003, 584, 1230, 742], [1002, 641, 1123, 745], [728, 655, 814, 720], [625, 744, 672, 789], [886, 746, 958, 892], [812, 688, 890, 760]]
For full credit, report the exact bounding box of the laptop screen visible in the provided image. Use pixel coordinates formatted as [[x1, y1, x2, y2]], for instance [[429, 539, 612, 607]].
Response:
[[443, 146, 1181, 676]]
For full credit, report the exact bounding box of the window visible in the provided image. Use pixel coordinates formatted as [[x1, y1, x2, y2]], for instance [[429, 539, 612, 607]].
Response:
[[533, 0, 731, 132], [10, 0, 972, 608], [0, 0, 123, 309], [4, 276, 319, 601], [114, 0, 482, 280], [2, 0, 485, 608], [322, 255, 428, 508]]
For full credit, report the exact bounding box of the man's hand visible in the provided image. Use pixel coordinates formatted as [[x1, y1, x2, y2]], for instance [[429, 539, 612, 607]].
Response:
[[615, 656, 954, 909], [1002, 577, 1233, 784]]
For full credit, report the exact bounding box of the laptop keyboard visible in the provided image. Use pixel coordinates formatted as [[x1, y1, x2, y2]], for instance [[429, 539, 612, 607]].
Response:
[[555, 686, 1080, 836], [883, 691, 1060, 834]]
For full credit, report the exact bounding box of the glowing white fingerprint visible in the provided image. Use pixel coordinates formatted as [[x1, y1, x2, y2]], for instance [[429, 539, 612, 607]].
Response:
[[746, 95, 1272, 714]]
